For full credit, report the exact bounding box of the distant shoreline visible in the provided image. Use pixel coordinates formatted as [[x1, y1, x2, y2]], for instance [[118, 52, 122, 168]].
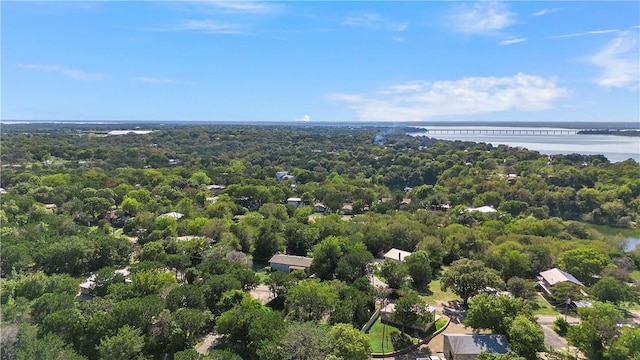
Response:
[[577, 129, 640, 137], [1, 120, 639, 130]]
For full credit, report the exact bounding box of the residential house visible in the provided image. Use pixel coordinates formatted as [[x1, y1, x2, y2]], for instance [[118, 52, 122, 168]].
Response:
[[160, 212, 184, 220], [443, 334, 509, 360], [538, 268, 584, 296], [467, 206, 497, 213], [340, 203, 353, 215], [383, 248, 413, 263], [269, 254, 313, 274], [275, 171, 296, 181], [287, 197, 304, 207], [313, 203, 327, 213], [44, 203, 58, 210], [79, 268, 131, 297]]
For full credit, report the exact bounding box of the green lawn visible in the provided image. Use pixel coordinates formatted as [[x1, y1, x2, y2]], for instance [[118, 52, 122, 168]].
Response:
[[367, 319, 416, 353], [421, 279, 459, 304], [533, 294, 561, 316], [435, 318, 447, 331], [630, 270, 640, 283]]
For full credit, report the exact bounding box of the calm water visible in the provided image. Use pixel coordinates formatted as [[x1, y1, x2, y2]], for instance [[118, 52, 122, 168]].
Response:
[[409, 126, 640, 163], [626, 238, 640, 252]]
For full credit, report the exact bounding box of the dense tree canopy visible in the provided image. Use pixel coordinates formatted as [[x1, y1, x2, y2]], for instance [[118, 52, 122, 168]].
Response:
[[1, 123, 638, 360]]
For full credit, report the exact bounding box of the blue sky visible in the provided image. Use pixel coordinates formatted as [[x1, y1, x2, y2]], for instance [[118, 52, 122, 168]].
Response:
[[2, 1, 639, 123]]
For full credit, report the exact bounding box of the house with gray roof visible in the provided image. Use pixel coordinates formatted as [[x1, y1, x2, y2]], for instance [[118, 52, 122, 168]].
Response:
[[443, 334, 509, 360], [269, 254, 313, 274], [538, 268, 584, 295]]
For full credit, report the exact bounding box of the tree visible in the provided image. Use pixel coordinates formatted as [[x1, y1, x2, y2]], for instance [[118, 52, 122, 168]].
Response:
[[440, 259, 505, 307], [558, 247, 610, 285], [328, 323, 371, 360], [268, 322, 330, 360], [267, 271, 294, 300], [97, 325, 144, 360], [605, 325, 640, 359], [165, 284, 206, 311], [216, 297, 284, 358], [507, 315, 546, 360], [464, 294, 534, 335], [16, 328, 85, 360], [393, 290, 433, 332], [567, 301, 624, 360], [404, 250, 433, 288], [506, 277, 537, 302], [311, 236, 343, 281], [252, 218, 283, 261], [476, 353, 526, 360], [285, 279, 338, 322], [38, 308, 86, 352], [379, 259, 409, 290], [30, 292, 76, 323], [590, 276, 634, 304]]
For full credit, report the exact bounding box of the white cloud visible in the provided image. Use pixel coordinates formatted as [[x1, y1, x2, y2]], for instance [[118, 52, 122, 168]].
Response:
[[342, 12, 408, 32], [328, 73, 568, 121], [500, 38, 527, 46], [532, 8, 559, 17], [549, 29, 618, 39], [205, 1, 282, 14], [300, 115, 311, 122], [18, 64, 102, 81], [173, 20, 244, 34], [590, 31, 640, 89], [450, 2, 516, 34], [145, 20, 244, 34], [134, 77, 191, 84]]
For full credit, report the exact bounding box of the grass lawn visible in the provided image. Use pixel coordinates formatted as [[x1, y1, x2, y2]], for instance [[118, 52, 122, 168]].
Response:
[[367, 319, 415, 353], [421, 279, 459, 304], [533, 294, 561, 316], [435, 318, 447, 331], [630, 270, 640, 283]]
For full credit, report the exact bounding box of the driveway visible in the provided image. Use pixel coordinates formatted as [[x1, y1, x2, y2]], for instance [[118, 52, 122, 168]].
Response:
[[249, 284, 273, 304]]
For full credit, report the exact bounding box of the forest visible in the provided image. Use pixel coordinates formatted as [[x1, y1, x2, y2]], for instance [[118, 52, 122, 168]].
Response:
[[1, 124, 639, 360]]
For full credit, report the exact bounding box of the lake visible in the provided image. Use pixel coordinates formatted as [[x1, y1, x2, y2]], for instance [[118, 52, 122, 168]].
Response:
[[626, 238, 640, 252], [409, 126, 640, 163]]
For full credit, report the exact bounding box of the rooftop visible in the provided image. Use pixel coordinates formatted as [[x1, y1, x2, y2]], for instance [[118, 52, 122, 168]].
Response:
[[540, 268, 584, 287], [444, 334, 509, 355], [383, 248, 413, 262], [269, 254, 313, 268]]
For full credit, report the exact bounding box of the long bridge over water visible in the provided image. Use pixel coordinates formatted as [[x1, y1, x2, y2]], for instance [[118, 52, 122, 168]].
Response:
[[423, 129, 578, 135]]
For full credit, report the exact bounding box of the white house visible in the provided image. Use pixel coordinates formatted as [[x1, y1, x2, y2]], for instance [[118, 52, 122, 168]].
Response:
[[467, 206, 497, 213], [287, 197, 304, 207]]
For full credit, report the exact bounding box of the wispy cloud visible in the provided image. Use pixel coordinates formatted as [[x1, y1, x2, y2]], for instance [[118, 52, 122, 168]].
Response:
[[342, 12, 408, 32], [532, 8, 559, 17], [205, 1, 282, 14], [148, 20, 245, 34], [590, 31, 639, 89], [328, 73, 568, 121], [449, 2, 516, 34], [549, 29, 618, 39], [134, 77, 192, 85], [500, 38, 527, 46], [18, 64, 102, 81]]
